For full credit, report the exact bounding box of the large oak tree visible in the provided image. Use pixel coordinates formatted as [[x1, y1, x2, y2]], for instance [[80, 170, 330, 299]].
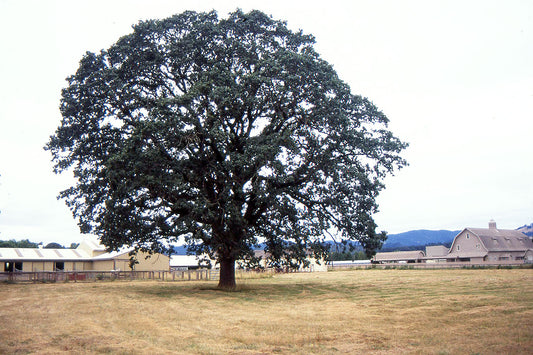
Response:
[[47, 10, 407, 289]]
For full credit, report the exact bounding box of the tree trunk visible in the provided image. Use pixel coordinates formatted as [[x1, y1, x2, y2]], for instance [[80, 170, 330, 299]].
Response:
[[218, 256, 236, 290]]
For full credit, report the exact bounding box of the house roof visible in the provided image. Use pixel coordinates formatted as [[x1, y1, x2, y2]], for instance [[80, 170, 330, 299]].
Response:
[[468, 228, 533, 252], [373, 250, 425, 262]]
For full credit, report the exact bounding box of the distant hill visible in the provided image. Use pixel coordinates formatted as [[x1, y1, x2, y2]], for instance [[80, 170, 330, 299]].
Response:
[[518, 223, 533, 237], [171, 230, 459, 255], [171, 224, 531, 255], [381, 230, 459, 251]]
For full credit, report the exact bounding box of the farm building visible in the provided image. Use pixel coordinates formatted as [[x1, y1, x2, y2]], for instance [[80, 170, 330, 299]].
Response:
[[425, 245, 449, 258], [0, 238, 170, 272], [373, 221, 533, 265], [373, 250, 426, 264], [446, 220, 533, 263], [424, 245, 449, 263]]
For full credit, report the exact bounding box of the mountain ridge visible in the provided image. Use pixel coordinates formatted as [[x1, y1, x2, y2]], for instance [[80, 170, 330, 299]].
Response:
[[381, 229, 459, 250], [517, 223, 533, 237], [172, 224, 532, 254]]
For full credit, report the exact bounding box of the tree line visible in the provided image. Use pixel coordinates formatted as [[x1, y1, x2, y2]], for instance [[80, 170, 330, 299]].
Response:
[[0, 239, 79, 249]]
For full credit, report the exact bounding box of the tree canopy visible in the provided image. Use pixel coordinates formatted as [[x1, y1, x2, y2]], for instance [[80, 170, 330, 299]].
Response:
[[46, 9, 407, 289], [0, 239, 39, 248], [44, 242, 65, 249]]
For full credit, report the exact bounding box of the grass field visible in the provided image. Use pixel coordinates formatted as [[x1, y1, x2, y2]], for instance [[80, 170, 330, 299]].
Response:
[[1, 268, 532, 354]]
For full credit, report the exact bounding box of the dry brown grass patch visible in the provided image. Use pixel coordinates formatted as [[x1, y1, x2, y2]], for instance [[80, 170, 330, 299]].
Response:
[[0, 269, 531, 354]]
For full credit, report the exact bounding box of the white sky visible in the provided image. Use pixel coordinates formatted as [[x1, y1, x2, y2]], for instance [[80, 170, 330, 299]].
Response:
[[0, 0, 531, 245]]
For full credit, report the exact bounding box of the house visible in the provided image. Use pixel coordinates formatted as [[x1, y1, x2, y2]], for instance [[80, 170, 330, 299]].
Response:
[[0, 238, 170, 272], [446, 220, 533, 263], [373, 250, 425, 264]]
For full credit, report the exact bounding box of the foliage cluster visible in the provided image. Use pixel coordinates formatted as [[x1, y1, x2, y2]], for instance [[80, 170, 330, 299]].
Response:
[[0, 239, 39, 248], [327, 250, 367, 261], [0, 240, 79, 249]]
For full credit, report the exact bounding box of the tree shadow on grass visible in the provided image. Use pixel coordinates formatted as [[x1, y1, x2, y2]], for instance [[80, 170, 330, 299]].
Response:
[[129, 280, 363, 302]]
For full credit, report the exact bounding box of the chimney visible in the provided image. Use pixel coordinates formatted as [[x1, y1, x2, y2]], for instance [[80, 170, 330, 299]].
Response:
[[489, 219, 497, 229]]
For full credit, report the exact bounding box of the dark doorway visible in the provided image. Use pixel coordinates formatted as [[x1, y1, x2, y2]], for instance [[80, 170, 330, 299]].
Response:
[[4, 261, 22, 272]]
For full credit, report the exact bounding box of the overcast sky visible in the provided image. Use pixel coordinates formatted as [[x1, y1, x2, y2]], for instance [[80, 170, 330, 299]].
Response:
[[0, 0, 531, 245]]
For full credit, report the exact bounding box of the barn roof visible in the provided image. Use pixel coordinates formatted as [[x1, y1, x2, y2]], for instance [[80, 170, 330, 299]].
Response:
[[0, 238, 132, 261], [468, 228, 533, 252], [0, 247, 92, 261]]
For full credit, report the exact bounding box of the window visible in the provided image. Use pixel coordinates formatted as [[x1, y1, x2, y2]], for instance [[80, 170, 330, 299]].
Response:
[[476, 244, 480, 249], [457, 245, 461, 251], [55, 262, 65, 271], [466, 234, 470, 239]]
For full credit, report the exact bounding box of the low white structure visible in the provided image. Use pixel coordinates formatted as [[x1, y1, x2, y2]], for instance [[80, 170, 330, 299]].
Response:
[[330, 260, 371, 267], [170, 255, 207, 270], [373, 250, 425, 264]]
